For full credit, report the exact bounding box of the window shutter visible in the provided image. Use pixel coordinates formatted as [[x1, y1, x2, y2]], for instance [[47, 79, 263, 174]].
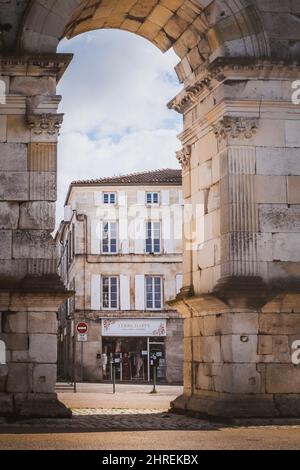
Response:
[[137, 190, 145, 205], [161, 190, 170, 205], [162, 217, 174, 254], [135, 275, 145, 310], [176, 274, 183, 294], [178, 190, 184, 206], [94, 191, 103, 206], [134, 218, 144, 254], [91, 275, 101, 310], [119, 193, 129, 254], [118, 191, 127, 207], [91, 219, 101, 255], [120, 275, 130, 310]]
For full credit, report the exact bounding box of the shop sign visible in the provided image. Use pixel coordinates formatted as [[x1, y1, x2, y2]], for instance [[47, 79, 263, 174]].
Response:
[[102, 319, 166, 337]]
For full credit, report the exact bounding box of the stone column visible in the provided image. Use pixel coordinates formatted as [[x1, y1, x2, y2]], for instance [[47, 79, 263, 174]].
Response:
[[0, 55, 72, 418], [169, 59, 300, 418]]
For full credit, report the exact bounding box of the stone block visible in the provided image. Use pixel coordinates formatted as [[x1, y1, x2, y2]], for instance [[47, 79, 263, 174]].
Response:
[[212, 154, 220, 184], [195, 364, 213, 390], [258, 335, 273, 355], [198, 239, 216, 269], [207, 183, 220, 212], [191, 316, 204, 337], [216, 364, 262, 394], [266, 364, 300, 393], [199, 336, 221, 363], [195, 133, 217, 167], [203, 315, 219, 336], [10, 76, 56, 96], [0, 173, 29, 201], [12, 230, 56, 259], [19, 202, 55, 230], [0, 202, 19, 229], [0, 259, 28, 282], [260, 313, 300, 335], [28, 312, 57, 334], [7, 115, 30, 143], [256, 147, 300, 175], [221, 334, 258, 363], [285, 120, 300, 147], [7, 363, 30, 393], [29, 334, 57, 363], [198, 160, 212, 189], [32, 364, 56, 393], [28, 143, 56, 172], [0, 394, 13, 415], [29, 172, 56, 201], [0, 143, 27, 171], [255, 175, 287, 203], [217, 313, 259, 335], [256, 233, 273, 262], [0, 230, 12, 259], [0, 116, 7, 142], [260, 205, 300, 233], [3, 312, 28, 334], [273, 233, 300, 261], [287, 176, 300, 204], [0, 333, 28, 351], [11, 350, 30, 362]]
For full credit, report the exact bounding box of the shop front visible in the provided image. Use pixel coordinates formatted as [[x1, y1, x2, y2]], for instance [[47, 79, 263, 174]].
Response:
[[101, 318, 167, 383]]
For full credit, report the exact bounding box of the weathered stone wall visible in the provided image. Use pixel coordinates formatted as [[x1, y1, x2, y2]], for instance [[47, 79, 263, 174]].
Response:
[[179, 295, 300, 418], [170, 59, 300, 418], [0, 56, 72, 417], [165, 318, 184, 383]]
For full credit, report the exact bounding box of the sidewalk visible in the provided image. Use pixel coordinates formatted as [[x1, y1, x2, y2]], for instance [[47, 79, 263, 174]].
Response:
[[57, 382, 183, 410]]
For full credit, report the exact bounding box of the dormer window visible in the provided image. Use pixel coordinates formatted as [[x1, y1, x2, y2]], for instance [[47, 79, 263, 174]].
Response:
[[146, 192, 159, 205], [103, 192, 116, 204]]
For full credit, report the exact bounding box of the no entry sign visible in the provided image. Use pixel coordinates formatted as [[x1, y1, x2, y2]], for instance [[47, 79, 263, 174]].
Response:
[[77, 322, 88, 334]]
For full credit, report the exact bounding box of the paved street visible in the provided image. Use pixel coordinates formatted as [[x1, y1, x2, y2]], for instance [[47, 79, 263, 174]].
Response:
[[1, 384, 300, 450]]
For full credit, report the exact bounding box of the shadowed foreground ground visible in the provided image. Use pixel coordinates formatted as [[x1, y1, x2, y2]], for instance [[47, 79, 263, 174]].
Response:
[[1, 384, 300, 450]]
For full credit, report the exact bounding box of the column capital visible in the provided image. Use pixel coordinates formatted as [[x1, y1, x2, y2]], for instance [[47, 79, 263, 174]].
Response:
[[213, 116, 259, 144]]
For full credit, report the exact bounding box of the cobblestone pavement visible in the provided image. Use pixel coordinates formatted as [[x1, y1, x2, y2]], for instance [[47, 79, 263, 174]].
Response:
[[2, 408, 300, 433], [0, 409, 219, 432]]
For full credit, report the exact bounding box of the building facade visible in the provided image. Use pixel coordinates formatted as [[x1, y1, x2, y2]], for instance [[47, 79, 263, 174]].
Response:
[[56, 169, 184, 384]]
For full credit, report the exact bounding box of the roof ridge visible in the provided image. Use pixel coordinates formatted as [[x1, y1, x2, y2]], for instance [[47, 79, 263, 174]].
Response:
[[70, 168, 182, 185]]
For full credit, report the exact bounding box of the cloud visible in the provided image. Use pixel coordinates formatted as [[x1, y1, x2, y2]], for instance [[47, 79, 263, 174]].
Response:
[[56, 29, 182, 225]]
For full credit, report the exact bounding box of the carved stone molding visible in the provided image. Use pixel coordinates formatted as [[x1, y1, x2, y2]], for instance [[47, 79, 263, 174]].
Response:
[[213, 117, 259, 143], [26, 113, 64, 136], [176, 145, 191, 169]]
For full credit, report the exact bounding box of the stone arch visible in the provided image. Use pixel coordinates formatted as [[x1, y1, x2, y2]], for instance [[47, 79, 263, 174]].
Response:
[[16, 0, 271, 83]]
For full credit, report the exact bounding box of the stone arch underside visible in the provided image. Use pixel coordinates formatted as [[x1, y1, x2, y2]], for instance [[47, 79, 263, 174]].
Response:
[[0, 0, 283, 84]]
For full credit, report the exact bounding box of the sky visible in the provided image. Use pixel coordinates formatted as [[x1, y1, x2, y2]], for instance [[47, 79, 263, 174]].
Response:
[[56, 29, 183, 225]]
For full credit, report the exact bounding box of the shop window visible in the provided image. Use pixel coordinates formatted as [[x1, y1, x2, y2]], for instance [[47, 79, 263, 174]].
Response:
[[102, 276, 119, 309], [102, 222, 118, 254], [146, 221, 161, 254], [146, 276, 163, 310]]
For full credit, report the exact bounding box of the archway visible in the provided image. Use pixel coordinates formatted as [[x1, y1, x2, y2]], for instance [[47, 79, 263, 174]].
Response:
[[1, 0, 300, 418]]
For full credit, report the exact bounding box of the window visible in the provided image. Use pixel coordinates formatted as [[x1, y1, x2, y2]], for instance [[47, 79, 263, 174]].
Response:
[[102, 276, 118, 310], [146, 192, 159, 205], [146, 276, 163, 310], [102, 222, 118, 254], [146, 221, 161, 254], [103, 192, 116, 204]]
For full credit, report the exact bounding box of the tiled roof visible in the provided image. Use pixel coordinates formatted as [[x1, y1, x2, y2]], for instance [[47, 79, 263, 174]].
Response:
[[71, 168, 182, 186]]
